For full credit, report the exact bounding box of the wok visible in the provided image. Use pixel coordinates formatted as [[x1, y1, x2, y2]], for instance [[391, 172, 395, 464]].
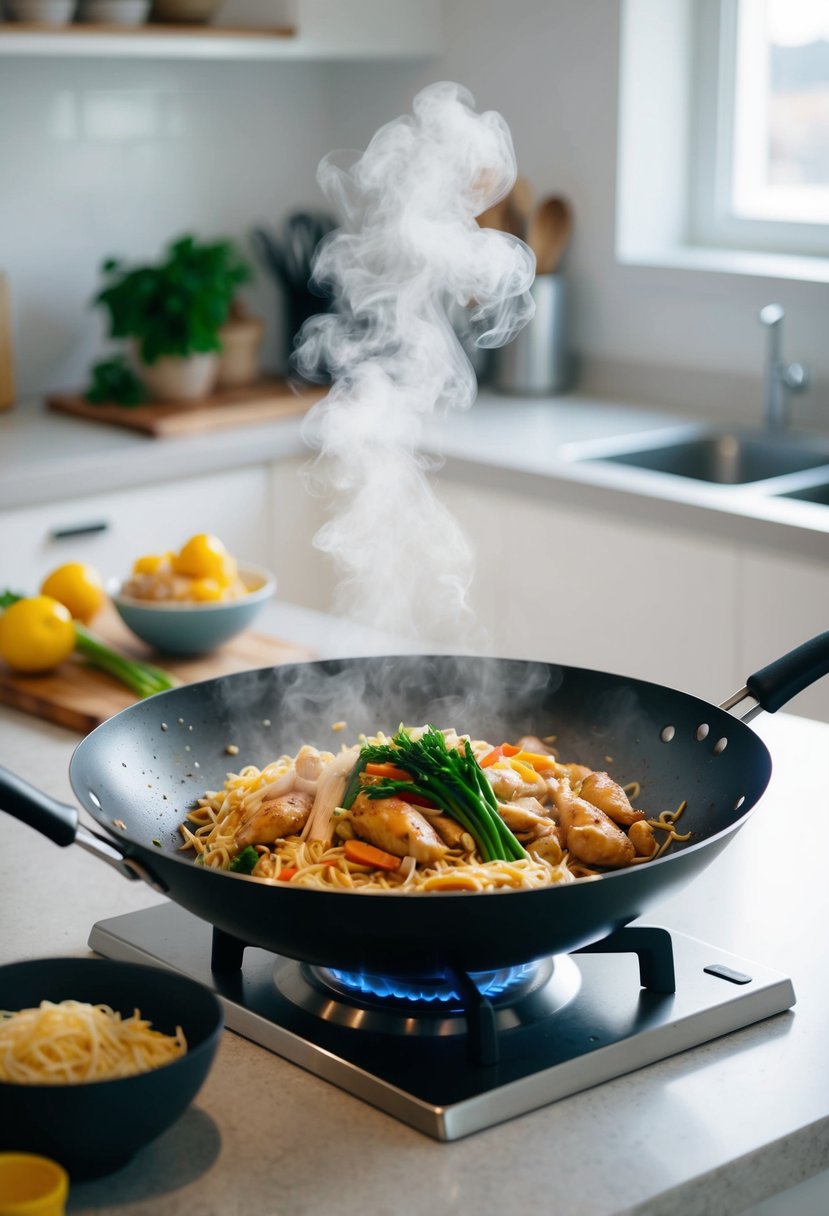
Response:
[[3, 636, 828, 977]]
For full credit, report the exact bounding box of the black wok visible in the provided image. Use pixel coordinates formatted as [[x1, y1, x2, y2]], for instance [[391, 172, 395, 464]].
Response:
[[3, 636, 828, 977]]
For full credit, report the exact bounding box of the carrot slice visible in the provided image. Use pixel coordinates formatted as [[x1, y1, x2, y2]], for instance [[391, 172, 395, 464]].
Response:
[[364, 762, 412, 781], [278, 866, 297, 881], [344, 839, 402, 871], [480, 743, 521, 768]]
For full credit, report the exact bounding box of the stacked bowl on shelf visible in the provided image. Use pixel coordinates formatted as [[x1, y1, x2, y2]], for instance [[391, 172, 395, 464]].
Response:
[[3, 0, 221, 23]]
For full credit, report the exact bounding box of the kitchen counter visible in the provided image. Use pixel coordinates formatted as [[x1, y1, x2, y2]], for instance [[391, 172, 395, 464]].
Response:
[[3, 389, 829, 562], [2, 599, 829, 1216]]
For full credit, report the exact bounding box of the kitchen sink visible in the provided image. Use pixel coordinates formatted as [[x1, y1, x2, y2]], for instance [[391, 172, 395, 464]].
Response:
[[586, 430, 829, 486], [776, 480, 829, 507]]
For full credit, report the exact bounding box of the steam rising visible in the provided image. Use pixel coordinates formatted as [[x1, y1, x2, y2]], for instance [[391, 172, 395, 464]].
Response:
[[295, 82, 535, 646]]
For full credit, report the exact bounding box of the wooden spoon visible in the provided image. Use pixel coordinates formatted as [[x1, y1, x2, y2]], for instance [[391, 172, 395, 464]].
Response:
[[476, 195, 511, 231], [505, 175, 534, 239], [528, 195, 573, 274]]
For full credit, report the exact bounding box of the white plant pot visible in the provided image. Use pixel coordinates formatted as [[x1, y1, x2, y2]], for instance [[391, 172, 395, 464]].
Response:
[[217, 318, 264, 389], [5, 0, 76, 21], [138, 352, 218, 403]]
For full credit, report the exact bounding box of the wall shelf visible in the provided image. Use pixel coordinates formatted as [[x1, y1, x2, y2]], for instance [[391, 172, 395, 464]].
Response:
[[0, 0, 443, 60], [0, 22, 304, 59]]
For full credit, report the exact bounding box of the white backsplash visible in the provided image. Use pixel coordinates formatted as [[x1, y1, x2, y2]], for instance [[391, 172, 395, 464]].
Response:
[[0, 57, 333, 396]]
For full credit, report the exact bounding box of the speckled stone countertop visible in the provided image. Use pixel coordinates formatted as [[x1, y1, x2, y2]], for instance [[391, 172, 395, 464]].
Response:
[[2, 601, 829, 1216], [3, 390, 829, 561]]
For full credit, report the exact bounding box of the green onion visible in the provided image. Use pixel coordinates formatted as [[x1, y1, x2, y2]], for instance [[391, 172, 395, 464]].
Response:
[[73, 622, 176, 698]]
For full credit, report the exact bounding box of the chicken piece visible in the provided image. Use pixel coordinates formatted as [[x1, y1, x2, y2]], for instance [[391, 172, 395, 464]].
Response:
[[559, 762, 593, 785], [485, 763, 544, 802], [235, 790, 314, 848], [496, 796, 554, 835], [527, 828, 564, 866], [629, 820, 658, 858], [550, 780, 635, 868], [430, 814, 469, 850], [578, 771, 645, 827], [350, 793, 448, 864], [515, 735, 555, 755]]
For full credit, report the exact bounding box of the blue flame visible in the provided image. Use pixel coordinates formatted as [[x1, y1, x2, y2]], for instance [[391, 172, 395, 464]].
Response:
[[325, 962, 538, 1005]]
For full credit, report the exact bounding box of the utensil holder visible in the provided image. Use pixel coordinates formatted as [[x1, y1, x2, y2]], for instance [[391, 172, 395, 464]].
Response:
[[493, 273, 572, 396]]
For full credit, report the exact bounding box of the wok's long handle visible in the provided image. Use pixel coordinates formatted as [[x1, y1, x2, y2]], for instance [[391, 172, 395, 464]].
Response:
[[723, 631, 829, 718], [0, 765, 165, 890], [0, 765, 79, 846]]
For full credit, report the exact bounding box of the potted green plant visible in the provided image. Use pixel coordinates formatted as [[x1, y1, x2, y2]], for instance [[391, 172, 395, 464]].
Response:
[[94, 234, 250, 402]]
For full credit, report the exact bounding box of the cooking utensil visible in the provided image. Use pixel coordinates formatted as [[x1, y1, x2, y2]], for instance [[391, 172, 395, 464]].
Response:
[[476, 196, 511, 232], [283, 211, 335, 292], [251, 213, 336, 377], [2, 636, 827, 977], [0, 957, 223, 1178], [528, 194, 573, 274], [506, 175, 534, 239], [493, 272, 570, 395], [477, 178, 533, 238], [250, 227, 291, 292]]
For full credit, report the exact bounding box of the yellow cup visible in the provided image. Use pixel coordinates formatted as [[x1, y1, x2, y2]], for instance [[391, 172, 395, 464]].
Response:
[[0, 1154, 69, 1216]]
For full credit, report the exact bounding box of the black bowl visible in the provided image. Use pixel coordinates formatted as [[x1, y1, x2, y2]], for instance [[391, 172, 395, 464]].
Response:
[[0, 957, 224, 1179]]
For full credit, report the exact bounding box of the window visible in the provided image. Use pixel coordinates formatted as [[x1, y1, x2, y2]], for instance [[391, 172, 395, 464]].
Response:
[[692, 0, 829, 256], [616, 0, 829, 277], [733, 0, 829, 224]]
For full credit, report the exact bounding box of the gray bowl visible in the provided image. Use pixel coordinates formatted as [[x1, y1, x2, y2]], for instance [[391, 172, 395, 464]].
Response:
[[111, 564, 276, 656], [0, 957, 223, 1179]]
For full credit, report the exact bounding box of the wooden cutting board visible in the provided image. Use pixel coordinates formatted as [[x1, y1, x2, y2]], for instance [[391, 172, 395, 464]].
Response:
[[0, 607, 315, 734], [47, 377, 323, 437]]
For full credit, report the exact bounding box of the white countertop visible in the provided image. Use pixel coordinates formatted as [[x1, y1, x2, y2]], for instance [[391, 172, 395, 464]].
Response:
[[2, 600, 829, 1215], [3, 390, 829, 562]]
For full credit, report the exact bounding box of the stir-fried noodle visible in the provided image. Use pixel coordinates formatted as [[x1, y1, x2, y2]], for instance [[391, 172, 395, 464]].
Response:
[[178, 727, 689, 892]]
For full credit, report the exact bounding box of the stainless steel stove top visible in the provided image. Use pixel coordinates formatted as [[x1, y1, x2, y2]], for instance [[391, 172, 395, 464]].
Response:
[[89, 903, 795, 1141]]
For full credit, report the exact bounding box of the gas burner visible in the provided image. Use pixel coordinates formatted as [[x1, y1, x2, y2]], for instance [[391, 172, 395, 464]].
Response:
[[277, 955, 580, 1041], [309, 958, 552, 1010], [88, 904, 796, 1142]]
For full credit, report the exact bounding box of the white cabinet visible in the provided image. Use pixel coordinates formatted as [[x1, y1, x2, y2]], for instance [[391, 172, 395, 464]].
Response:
[[435, 478, 742, 702], [0, 466, 271, 592], [268, 457, 336, 611], [739, 548, 829, 721], [234, 461, 829, 723]]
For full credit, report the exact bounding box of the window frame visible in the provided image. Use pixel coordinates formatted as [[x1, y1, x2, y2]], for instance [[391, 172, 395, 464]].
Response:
[[688, 0, 829, 258]]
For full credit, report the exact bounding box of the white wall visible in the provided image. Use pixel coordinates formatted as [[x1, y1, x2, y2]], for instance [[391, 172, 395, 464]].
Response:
[[2, 0, 827, 418], [325, 0, 829, 424], [0, 57, 333, 396]]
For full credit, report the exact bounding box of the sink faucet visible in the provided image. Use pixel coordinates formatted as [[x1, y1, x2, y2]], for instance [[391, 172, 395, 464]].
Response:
[[759, 303, 809, 430]]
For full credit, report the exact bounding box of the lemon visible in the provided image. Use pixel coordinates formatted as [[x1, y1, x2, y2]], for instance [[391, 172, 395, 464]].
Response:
[[40, 562, 105, 623], [173, 534, 237, 583], [189, 578, 225, 602], [0, 596, 76, 673], [132, 553, 170, 576]]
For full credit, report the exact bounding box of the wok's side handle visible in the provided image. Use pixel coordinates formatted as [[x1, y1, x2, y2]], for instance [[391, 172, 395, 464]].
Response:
[[0, 765, 165, 890], [0, 765, 78, 846], [745, 631, 829, 714]]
